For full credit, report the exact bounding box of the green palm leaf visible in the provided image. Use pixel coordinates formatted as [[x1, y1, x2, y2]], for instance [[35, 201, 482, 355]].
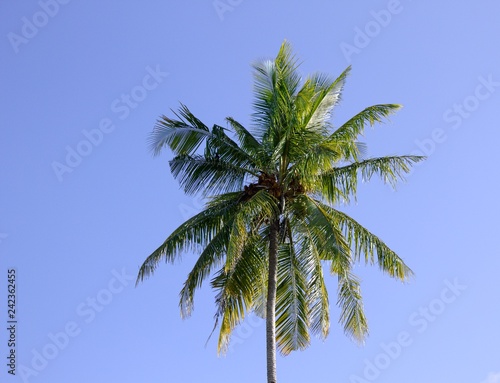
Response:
[[337, 271, 368, 342], [320, 155, 425, 204], [329, 104, 401, 161], [136, 192, 242, 283], [275, 239, 310, 355], [169, 154, 250, 196], [212, 234, 268, 354], [150, 103, 211, 156], [226, 117, 262, 155], [179, 223, 232, 317]]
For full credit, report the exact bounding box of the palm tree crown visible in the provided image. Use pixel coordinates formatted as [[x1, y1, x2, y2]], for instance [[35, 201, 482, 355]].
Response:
[[137, 41, 424, 383]]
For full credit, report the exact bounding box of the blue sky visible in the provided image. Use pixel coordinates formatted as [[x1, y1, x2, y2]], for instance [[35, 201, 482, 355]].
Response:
[[1, 1, 499, 382]]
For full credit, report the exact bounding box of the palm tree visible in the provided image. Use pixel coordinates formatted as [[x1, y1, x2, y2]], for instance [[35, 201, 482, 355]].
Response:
[[137, 41, 424, 383]]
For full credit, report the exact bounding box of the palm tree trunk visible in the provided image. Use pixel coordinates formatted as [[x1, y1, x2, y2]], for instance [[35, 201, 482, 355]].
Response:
[[266, 218, 279, 383]]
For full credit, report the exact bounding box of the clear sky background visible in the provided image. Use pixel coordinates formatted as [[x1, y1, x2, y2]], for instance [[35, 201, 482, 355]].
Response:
[[1, 1, 499, 382]]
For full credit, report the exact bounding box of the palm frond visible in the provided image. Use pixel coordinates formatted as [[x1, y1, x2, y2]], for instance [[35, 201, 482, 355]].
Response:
[[136, 192, 243, 284], [205, 124, 259, 170], [332, 104, 401, 141], [169, 154, 251, 196], [224, 212, 248, 272], [299, 66, 351, 133], [211, 234, 267, 354], [284, 139, 343, 190], [320, 155, 425, 204], [329, 104, 401, 161], [305, 236, 330, 339], [179, 223, 232, 318], [337, 271, 368, 342], [332, 207, 413, 280], [252, 40, 301, 142], [226, 117, 262, 155], [307, 238, 330, 339], [275, 238, 310, 355], [149, 103, 211, 156], [301, 196, 350, 261]]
